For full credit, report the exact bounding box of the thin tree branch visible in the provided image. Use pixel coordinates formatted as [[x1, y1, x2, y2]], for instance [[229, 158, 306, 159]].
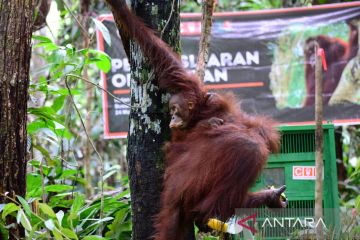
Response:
[[65, 73, 142, 108], [79, 0, 94, 201], [64, 76, 104, 224], [39, 158, 46, 203], [314, 43, 324, 240], [0, 193, 20, 204], [196, 0, 215, 82], [61, 0, 91, 40], [160, 0, 177, 38]]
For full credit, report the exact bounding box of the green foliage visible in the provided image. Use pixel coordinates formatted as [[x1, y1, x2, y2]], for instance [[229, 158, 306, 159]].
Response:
[[337, 126, 360, 238], [2, 1, 356, 239], [104, 194, 132, 240], [180, 0, 201, 12], [227, 0, 283, 10], [87, 49, 112, 73], [0, 171, 131, 239], [203, 237, 219, 240], [340, 126, 360, 204], [0, 24, 128, 238], [0, 190, 131, 239], [0, 219, 9, 239], [2, 203, 20, 220]]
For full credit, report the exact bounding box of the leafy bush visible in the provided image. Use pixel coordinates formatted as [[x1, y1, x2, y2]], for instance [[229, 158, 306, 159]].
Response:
[[0, 34, 131, 239], [0, 184, 131, 239]]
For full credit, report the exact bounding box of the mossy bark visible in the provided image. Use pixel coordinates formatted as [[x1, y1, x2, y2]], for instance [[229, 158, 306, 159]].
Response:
[[126, 0, 184, 239], [0, 0, 34, 238]]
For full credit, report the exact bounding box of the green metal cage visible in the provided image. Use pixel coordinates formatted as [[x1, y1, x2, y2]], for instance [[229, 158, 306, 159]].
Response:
[[234, 124, 340, 239]]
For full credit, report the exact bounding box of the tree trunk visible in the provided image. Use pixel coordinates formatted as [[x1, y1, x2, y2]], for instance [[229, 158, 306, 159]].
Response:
[[0, 0, 35, 237], [126, 0, 180, 239]]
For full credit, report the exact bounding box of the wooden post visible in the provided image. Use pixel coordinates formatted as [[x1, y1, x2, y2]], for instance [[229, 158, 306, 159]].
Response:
[[196, 0, 215, 81], [315, 44, 324, 240]]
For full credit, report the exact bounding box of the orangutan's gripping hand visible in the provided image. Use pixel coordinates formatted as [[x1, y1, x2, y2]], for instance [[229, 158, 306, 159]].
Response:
[[207, 117, 224, 128], [266, 185, 288, 208]]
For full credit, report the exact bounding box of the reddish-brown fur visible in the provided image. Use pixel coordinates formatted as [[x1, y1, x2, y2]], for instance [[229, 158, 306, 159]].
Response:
[[304, 23, 358, 106], [106, 1, 282, 239], [158, 94, 281, 239]]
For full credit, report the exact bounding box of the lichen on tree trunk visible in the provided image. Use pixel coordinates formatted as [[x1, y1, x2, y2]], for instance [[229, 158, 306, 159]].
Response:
[[125, 0, 185, 239], [0, 0, 35, 237]]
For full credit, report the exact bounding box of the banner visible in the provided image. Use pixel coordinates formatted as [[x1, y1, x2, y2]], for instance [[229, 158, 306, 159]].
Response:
[[97, 2, 360, 138]]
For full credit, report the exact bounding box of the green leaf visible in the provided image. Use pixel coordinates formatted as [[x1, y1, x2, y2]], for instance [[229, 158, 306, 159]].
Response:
[[53, 228, 64, 240], [55, 128, 73, 140], [105, 208, 131, 238], [38, 76, 48, 92], [72, 193, 85, 211], [28, 107, 64, 126], [46, 42, 60, 51], [27, 221, 42, 239], [17, 209, 32, 231], [59, 169, 78, 179], [27, 119, 47, 134], [61, 228, 78, 240], [26, 174, 42, 198], [45, 219, 55, 230], [203, 237, 219, 240], [356, 195, 360, 211], [81, 236, 104, 240], [43, 165, 53, 176], [17, 196, 32, 216], [45, 184, 73, 193], [88, 49, 111, 73], [92, 18, 111, 46], [2, 203, 19, 220], [26, 173, 42, 195], [33, 144, 52, 161], [69, 194, 85, 221], [102, 165, 120, 181], [33, 35, 53, 43], [36, 42, 60, 51], [39, 203, 56, 218], [194, 224, 199, 235], [49, 88, 81, 96], [0, 219, 9, 239], [52, 95, 66, 112], [115, 189, 130, 199], [28, 160, 41, 167]]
